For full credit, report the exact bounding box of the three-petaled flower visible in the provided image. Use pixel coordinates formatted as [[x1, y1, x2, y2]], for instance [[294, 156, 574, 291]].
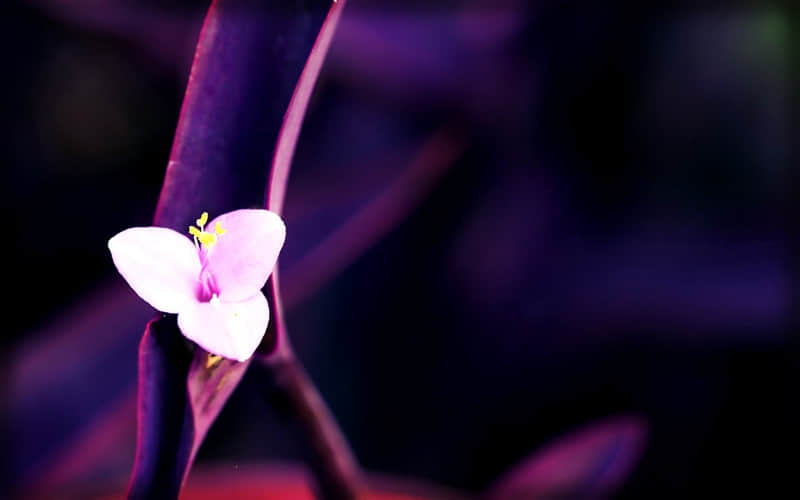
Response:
[[108, 209, 286, 361]]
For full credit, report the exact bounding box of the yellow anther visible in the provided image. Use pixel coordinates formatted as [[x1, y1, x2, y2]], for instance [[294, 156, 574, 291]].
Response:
[[205, 353, 222, 369], [197, 232, 217, 246], [189, 212, 223, 247]]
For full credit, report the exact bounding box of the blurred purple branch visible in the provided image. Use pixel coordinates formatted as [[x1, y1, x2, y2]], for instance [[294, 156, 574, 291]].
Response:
[[11, 284, 150, 489], [486, 415, 649, 500], [27, 0, 201, 75], [21, 383, 136, 497], [559, 236, 789, 335], [446, 169, 789, 339], [283, 127, 464, 307], [327, 8, 530, 120]]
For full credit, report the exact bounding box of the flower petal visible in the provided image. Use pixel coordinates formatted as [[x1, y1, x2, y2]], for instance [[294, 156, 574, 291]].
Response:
[[206, 209, 286, 302], [108, 227, 201, 313], [177, 292, 269, 362]]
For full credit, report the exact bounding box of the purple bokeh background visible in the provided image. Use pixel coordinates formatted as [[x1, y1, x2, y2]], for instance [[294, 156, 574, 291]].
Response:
[[3, 0, 796, 498]]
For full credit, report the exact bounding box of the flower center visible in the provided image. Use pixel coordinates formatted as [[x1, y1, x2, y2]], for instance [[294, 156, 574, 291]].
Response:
[[189, 212, 227, 302]]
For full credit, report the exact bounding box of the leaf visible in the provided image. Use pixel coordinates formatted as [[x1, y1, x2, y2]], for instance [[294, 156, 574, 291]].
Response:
[[127, 317, 192, 498], [486, 415, 649, 500], [153, 0, 333, 232], [128, 0, 343, 497], [259, 0, 349, 357], [265, 0, 348, 215], [126, 318, 260, 497]]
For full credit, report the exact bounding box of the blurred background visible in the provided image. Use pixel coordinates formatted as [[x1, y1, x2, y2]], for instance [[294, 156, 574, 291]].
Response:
[[3, 0, 797, 498]]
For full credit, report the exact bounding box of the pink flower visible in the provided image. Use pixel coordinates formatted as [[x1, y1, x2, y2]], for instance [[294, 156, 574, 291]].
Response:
[[108, 209, 286, 361]]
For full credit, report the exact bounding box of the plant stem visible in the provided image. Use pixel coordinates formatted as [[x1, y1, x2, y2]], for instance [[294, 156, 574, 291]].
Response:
[[264, 352, 363, 499]]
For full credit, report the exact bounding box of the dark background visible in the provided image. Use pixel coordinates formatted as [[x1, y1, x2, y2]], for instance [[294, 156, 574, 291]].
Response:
[[4, 0, 797, 498]]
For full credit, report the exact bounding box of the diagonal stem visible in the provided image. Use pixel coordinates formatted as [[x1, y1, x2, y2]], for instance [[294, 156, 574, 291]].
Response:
[[261, 1, 359, 497], [262, 350, 363, 499]]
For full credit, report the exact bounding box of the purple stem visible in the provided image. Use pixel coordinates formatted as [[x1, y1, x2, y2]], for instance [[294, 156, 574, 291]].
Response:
[[263, 351, 364, 499], [259, 1, 361, 497]]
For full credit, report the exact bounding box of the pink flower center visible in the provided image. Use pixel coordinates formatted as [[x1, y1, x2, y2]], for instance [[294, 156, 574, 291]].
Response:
[[188, 211, 226, 302], [197, 249, 220, 302]]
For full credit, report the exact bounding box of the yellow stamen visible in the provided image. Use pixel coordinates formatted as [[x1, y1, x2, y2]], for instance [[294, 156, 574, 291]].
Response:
[[197, 232, 217, 246], [205, 353, 222, 369], [188, 212, 225, 247]]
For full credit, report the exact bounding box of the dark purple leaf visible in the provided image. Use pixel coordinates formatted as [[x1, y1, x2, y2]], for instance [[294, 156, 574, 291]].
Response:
[[259, 0, 348, 357], [129, 0, 341, 497], [486, 415, 649, 500], [126, 317, 256, 498], [153, 0, 331, 231], [127, 317, 192, 499]]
